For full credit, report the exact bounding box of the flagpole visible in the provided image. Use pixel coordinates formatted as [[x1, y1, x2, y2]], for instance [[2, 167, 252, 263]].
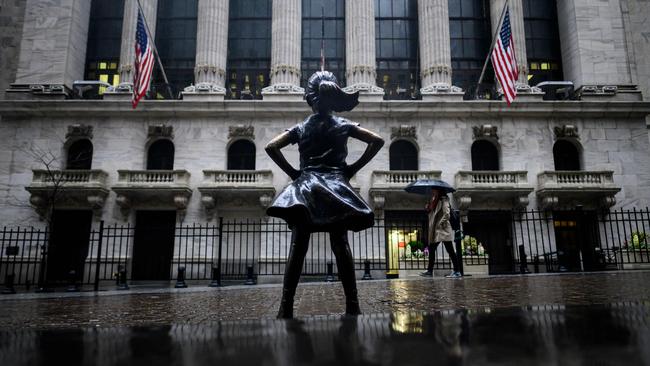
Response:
[[475, 0, 510, 98], [135, 0, 173, 98]]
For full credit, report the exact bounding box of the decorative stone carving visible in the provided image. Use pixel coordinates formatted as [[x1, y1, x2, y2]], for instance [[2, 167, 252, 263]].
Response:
[[228, 125, 255, 139], [457, 196, 472, 210], [87, 195, 106, 218], [183, 82, 226, 94], [540, 196, 559, 210], [148, 125, 174, 139], [66, 125, 94, 140], [420, 83, 463, 94], [372, 195, 385, 210], [472, 125, 499, 140], [261, 83, 305, 94], [29, 195, 47, 221], [115, 195, 131, 220], [514, 195, 529, 210], [174, 195, 189, 222], [343, 83, 384, 95], [201, 196, 216, 220], [600, 196, 616, 208], [391, 126, 417, 140], [554, 125, 579, 140], [259, 194, 273, 208]]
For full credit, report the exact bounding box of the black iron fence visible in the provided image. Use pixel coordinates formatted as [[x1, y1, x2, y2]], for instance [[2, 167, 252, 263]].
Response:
[[1, 208, 649, 291]]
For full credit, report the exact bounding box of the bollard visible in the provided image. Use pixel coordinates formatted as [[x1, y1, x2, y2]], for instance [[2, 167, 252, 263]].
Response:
[[175, 266, 188, 288], [2, 273, 16, 294], [533, 257, 540, 274], [116, 265, 129, 290], [361, 260, 372, 280], [519, 245, 530, 274], [244, 265, 256, 285], [66, 270, 79, 292], [209, 266, 221, 287], [325, 262, 335, 282]]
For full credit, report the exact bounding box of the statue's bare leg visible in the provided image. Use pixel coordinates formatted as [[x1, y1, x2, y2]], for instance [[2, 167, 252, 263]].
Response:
[[277, 228, 311, 319], [330, 230, 361, 315]]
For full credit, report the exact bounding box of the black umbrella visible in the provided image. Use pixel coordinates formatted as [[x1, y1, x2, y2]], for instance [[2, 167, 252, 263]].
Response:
[[404, 179, 456, 195]]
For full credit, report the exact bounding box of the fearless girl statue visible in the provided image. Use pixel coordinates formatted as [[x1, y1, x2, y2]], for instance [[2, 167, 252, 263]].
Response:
[[265, 71, 384, 319]]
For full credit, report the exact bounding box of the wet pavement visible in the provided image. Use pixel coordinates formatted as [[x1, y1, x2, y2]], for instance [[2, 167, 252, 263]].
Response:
[[1, 271, 649, 365]]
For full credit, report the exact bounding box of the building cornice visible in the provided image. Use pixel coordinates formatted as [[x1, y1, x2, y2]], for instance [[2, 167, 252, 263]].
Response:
[[0, 100, 649, 119]]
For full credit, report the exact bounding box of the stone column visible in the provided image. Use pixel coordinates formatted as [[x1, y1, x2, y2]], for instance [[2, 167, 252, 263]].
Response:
[[261, 0, 304, 100], [7, 0, 92, 99], [490, 0, 531, 91], [417, 0, 463, 100], [183, 0, 228, 100], [343, 0, 383, 101], [107, 0, 158, 97]]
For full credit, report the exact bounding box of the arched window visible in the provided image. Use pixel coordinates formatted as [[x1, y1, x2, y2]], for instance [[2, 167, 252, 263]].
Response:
[[228, 140, 256, 170], [471, 140, 499, 171], [523, 0, 563, 85], [389, 140, 418, 170], [147, 140, 175, 170], [375, 0, 420, 100], [66, 140, 93, 170], [301, 0, 346, 88], [153, 0, 198, 99], [449, 0, 492, 91], [84, 0, 125, 96], [226, 0, 272, 99], [553, 140, 580, 171]]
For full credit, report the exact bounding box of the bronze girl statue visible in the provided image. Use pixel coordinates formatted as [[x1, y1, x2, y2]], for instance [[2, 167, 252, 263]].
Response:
[[265, 71, 384, 318]]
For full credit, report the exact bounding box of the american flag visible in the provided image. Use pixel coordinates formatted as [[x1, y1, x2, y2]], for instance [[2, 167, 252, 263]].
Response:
[[491, 9, 518, 105], [132, 9, 154, 109]]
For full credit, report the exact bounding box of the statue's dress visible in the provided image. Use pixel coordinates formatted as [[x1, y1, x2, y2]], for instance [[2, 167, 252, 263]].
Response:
[[266, 114, 374, 232]]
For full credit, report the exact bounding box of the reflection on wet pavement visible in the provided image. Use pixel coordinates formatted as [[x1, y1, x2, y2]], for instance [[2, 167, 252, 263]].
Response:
[[1, 302, 648, 366]]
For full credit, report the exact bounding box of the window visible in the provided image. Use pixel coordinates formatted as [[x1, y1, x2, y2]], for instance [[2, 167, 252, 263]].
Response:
[[226, 0, 272, 99], [153, 0, 198, 99], [66, 140, 93, 170], [147, 140, 175, 170], [227, 140, 256, 170], [523, 0, 563, 85], [375, 0, 420, 100], [389, 140, 418, 170], [84, 0, 125, 94], [301, 0, 345, 88], [471, 140, 499, 171], [553, 140, 580, 171], [449, 0, 492, 91]]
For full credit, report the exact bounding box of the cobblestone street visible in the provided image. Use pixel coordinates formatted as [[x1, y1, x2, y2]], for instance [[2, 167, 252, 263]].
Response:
[[1, 271, 649, 329]]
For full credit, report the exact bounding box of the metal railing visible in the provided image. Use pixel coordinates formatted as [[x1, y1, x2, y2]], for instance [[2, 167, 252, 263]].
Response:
[[1, 208, 648, 291]]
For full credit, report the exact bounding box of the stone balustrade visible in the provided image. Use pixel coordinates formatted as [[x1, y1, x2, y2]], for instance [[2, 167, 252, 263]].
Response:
[[116, 170, 191, 186], [371, 170, 442, 188], [537, 171, 616, 188], [203, 170, 273, 186], [31, 169, 108, 186], [455, 171, 529, 187]]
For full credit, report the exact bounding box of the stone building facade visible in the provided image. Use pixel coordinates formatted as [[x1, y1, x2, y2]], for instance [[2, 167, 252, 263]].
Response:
[[0, 0, 649, 281]]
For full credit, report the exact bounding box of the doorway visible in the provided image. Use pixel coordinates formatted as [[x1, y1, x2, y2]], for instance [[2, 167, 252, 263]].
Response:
[[553, 211, 599, 272], [132, 211, 177, 280], [47, 210, 93, 283], [464, 211, 515, 274]]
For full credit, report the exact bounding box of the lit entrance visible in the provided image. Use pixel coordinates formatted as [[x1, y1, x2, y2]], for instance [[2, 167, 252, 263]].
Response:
[[384, 211, 428, 276], [48, 210, 93, 283], [132, 210, 177, 280]]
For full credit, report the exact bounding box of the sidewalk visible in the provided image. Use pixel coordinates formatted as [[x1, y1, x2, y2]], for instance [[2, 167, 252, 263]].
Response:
[[1, 270, 649, 329]]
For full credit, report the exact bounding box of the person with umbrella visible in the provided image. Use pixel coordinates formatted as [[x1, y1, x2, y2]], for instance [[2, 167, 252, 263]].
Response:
[[405, 180, 462, 278]]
